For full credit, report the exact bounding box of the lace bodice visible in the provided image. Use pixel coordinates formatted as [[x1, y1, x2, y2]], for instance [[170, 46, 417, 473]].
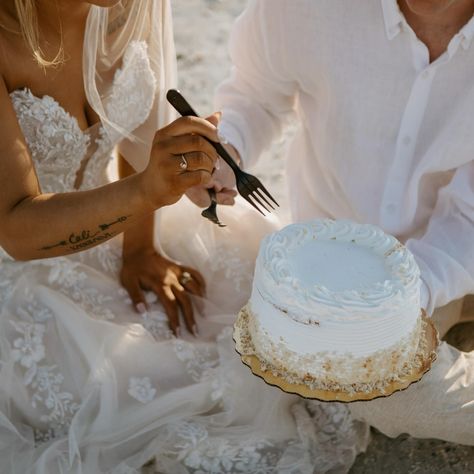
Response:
[[10, 89, 107, 193], [10, 41, 156, 195]]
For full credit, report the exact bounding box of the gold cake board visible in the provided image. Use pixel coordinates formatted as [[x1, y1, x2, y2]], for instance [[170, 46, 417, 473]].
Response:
[[233, 308, 439, 403]]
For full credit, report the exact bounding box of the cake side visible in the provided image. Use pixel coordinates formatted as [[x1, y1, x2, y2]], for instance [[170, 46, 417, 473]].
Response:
[[249, 284, 420, 358], [243, 305, 424, 393], [247, 218, 423, 391]]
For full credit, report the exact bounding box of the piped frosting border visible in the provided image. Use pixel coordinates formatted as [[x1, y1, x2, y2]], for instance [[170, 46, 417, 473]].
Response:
[[255, 219, 420, 324]]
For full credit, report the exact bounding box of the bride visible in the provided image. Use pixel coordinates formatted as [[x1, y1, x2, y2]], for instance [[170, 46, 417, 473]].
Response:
[[0, 1, 369, 472]]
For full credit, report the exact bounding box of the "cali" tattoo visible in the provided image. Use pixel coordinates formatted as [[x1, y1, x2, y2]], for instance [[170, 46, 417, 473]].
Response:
[[41, 216, 131, 252]]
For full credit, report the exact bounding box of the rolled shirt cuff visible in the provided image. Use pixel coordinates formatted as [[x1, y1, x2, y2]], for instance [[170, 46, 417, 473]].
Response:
[[217, 114, 247, 168]]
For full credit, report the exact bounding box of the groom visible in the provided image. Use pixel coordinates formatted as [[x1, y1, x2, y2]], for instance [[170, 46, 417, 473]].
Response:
[[189, 0, 474, 444]]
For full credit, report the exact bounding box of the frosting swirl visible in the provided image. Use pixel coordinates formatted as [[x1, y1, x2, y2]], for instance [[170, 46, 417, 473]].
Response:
[[254, 219, 420, 324]]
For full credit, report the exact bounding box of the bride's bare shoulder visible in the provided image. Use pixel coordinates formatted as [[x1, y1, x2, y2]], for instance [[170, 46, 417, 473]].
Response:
[[0, 5, 35, 92], [0, 28, 21, 92]]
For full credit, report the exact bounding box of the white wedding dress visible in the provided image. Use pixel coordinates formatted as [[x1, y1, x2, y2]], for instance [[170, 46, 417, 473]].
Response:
[[0, 43, 369, 474]]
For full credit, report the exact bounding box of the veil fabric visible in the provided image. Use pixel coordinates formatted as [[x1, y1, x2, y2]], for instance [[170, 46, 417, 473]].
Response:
[[84, 0, 177, 172]]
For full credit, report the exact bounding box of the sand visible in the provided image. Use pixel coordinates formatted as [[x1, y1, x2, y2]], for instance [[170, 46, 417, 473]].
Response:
[[172, 1, 474, 472]]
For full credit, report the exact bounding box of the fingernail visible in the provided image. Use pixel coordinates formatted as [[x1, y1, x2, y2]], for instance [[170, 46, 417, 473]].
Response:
[[136, 303, 147, 314], [215, 158, 221, 170], [192, 325, 199, 336], [176, 327, 182, 338]]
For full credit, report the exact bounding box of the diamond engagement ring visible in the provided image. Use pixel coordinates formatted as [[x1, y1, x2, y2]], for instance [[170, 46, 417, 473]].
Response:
[[179, 154, 188, 171], [180, 271, 192, 285]]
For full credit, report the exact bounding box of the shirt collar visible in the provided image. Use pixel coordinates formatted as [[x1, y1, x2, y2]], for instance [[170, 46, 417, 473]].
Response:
[[381, 0, 403, 40], [381, 0, 474, 51]]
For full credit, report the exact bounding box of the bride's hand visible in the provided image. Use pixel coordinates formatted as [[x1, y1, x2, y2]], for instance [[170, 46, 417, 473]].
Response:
[[120, 248, 205, 337], [141, 116, 220, 209]]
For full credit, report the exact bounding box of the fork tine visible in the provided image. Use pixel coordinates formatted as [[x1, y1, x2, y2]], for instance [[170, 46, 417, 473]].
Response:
[[258, 184, 280, 208], [238, 173, 280, 209], [238, 182, 270, 215], [243, 193, 266, 216], [254, 188, 276, 211], [238, 178, 273, 213], [251, 193, 272, 215], [250, 191, 272, 214]]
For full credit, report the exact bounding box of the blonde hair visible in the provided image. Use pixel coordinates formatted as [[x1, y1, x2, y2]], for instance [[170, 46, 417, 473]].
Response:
[[14, 0, 64, 67]]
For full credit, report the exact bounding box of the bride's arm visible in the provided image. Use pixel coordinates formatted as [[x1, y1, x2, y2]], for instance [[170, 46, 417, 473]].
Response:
[[119, 155, 156, 256], [0, 77, 219, 261]]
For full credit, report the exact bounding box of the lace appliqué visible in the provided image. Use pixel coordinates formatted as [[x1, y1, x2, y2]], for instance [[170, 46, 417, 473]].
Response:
[[104, 40, 157, 145], [140, 310, 174, 341], [160, 421, 281, 474], [209, 244, 253, 294], [45, 258, 116, 320], [173, 339, 218, 383], [10, 90, 91, 194], [9, 291, 80, 444], [0, 259, 20, 305], [128, 377, 157, 404], [11, 321, 46, 375], [155, 399, 368, 474], [116, 288, 174, 340]]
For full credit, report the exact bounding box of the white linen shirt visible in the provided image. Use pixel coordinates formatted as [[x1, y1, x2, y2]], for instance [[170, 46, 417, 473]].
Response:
[[216, 0, 474, 314]]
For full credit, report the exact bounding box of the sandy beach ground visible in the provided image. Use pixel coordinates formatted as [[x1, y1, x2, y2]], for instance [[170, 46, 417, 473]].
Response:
[[172, 1, 474, 472]]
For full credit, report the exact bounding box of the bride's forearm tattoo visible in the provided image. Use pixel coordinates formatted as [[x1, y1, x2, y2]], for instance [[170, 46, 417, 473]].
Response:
[[40, 216, 131, 252]]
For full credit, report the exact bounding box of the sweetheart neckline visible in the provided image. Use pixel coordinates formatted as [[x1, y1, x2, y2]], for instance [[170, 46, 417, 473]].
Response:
[[9, 88, 102, 135], [10, 87, 109, 191]]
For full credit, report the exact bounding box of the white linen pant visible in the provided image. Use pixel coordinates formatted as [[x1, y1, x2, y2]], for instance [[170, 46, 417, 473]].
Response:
[[350, 296, 474, 445]]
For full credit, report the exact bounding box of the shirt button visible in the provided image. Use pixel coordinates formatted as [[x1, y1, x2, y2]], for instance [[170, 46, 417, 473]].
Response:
[[402, 135, 412, 145], [421, 70, 430, 79]]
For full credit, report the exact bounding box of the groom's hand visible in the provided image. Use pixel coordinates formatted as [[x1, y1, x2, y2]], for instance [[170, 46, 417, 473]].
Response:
[[186, 156, 238, 207], [186, 113, 239, 208]]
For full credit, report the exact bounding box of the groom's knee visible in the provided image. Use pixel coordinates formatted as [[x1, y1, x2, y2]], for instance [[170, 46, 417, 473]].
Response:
[[349, 342, 474, 444], [349, 397, 409, 439]]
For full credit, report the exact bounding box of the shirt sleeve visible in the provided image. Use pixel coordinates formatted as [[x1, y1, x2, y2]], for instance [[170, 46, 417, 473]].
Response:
[[406, 161, 474, 315], [215, 0, 298, 168]]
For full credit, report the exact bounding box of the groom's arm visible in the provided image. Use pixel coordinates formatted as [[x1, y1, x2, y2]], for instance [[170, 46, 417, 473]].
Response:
[[188, 0, 299, 206], [215, 0, 298, 169], [406, 161, 474, 314]]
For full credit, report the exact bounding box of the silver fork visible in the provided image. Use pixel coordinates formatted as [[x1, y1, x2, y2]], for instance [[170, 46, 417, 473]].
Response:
[[166, 89, 279, 216]]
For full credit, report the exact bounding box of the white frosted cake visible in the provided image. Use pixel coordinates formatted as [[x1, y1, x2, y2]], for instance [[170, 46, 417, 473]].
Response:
[[245, 219, 424, 393]]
